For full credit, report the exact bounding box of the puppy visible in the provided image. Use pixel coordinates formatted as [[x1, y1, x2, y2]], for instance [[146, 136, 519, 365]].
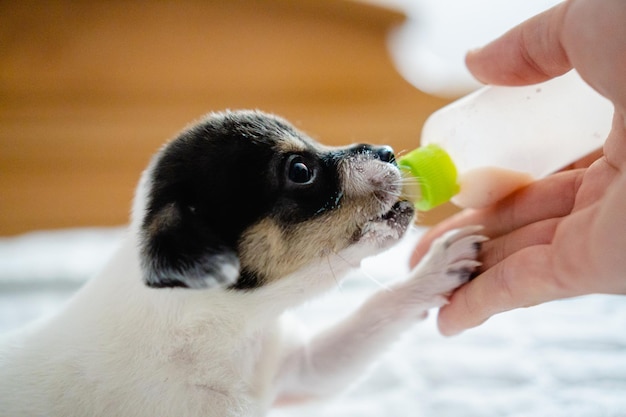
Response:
[[0, 110, 484, 417]]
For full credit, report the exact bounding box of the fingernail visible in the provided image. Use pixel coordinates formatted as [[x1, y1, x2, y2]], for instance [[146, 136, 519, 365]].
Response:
[[437, 318, 464, 337], [466, 46, 483, 56], [440, 326, 464, 337], [464, 49, 489, 85]]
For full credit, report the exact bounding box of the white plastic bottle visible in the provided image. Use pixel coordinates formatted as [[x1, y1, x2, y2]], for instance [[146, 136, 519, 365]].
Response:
[[398, 70, 613, 211]]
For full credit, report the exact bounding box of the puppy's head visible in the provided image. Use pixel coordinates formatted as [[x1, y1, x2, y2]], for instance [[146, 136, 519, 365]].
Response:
[[135, 110, 415, 290]]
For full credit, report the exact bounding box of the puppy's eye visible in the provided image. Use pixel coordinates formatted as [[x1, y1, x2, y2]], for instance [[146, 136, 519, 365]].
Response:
[[287, 155, 315, 185]]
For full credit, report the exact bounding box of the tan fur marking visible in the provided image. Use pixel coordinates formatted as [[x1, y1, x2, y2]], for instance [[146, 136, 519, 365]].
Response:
[[274, 135, 310, 154], [238, 194, 391, 284]]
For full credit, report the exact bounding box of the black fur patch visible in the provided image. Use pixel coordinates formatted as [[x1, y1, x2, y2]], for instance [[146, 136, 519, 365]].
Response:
[[140, 111, 343, 289]]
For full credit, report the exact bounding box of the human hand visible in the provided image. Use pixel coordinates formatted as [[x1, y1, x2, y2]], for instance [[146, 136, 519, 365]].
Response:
[[411, 0, 626, 336]]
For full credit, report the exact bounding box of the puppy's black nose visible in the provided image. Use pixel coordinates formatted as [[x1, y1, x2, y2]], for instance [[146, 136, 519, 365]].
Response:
[[375, 146, 395, 164], [350, 144, 396, 164]]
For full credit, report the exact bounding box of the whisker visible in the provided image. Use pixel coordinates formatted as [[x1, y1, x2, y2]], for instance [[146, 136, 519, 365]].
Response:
[[408, 177, 431, 194], [399, 175, 427, 189], [325, 254, 343, 293], [395, 148, 411, 159]]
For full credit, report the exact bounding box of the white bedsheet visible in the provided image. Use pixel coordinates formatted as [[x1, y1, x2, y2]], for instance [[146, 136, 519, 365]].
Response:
[[1, 227, 625, 417]]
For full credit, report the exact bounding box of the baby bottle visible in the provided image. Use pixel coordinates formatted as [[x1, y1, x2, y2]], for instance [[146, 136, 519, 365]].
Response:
[[398, 70, 613, 210]]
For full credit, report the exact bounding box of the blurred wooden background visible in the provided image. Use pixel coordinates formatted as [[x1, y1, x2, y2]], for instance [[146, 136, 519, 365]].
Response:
[[0, 0, 456, 236]]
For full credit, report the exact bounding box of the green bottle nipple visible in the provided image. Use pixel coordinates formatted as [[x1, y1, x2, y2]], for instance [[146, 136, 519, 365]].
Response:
[[397, 144, 460, 211]]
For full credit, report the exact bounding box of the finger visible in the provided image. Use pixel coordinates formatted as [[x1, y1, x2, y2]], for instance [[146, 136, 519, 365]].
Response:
[[479, 217, 560, 272], [465, 2, 571, 86], [437, 244, 576, 336], [410, 170, 582, 267], [560, 148, 603, 171]]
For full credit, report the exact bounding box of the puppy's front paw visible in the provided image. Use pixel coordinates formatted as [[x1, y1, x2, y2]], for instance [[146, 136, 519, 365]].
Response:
[[408, 225, 487, 307]]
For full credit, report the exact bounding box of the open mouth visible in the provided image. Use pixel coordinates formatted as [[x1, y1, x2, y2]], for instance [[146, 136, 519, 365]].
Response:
[[377, 200, 415, 229], [356, 199, 415, 245]]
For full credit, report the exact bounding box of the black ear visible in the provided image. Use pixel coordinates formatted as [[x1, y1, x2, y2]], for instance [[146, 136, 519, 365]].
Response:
[[139, 201, 240, 289]]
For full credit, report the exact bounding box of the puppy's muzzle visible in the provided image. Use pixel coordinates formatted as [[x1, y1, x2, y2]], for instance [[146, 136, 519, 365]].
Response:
[[349, 144, 397, 165]]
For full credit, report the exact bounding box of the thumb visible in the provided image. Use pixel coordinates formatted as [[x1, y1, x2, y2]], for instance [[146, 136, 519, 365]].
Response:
[[465, 2, 571, 86]]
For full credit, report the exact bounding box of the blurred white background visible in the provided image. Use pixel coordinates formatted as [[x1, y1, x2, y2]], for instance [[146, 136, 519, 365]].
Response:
[[372, 0, 562, 96]]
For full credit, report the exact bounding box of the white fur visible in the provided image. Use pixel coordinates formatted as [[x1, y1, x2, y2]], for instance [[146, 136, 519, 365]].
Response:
[[0, 224, 483, 417], [0, 135, 484, 416]]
